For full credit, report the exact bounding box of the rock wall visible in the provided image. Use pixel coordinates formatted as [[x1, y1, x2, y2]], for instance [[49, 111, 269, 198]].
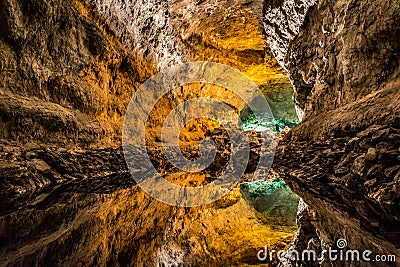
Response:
[[2, 0, 398, 265], [0, 0, 297, 147], [285, 0, 400, 119], [263, 0, 317, 120], [0, 0, 300, 266], [263, 0, 317, 68], [0, 0, 157, 147], [88, 0, 186, 69], [263, 0, 400, 265], [0, 136, 296, 266]]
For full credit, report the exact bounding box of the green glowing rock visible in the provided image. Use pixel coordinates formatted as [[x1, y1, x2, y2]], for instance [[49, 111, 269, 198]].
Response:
[[240, 179, 300, 226], [239, 84, 300, 132], [273, 117, 298, 132], [239, 110, 298, 132], [240, 179, 288, 198]]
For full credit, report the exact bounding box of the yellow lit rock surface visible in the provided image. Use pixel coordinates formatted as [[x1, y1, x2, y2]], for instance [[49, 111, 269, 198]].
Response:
[[0, 0, 299, 265]]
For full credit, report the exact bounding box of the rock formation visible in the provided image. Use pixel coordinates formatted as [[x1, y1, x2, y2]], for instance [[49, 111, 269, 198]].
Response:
[[263, 0, 400, 265], [0, 0, 398, 266], [0, 132, 296, 266], [0, 0, 299, 266], [0, 0, 156, 146]]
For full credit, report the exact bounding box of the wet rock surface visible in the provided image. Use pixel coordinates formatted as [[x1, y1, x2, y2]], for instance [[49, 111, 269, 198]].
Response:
[[263, 0, 400, 265], [1, 0, 398, 265], [0, 0, 302, 265], [0, 140, 131, 215], [241, 179, 300, 226], [0, 132, 295, 265], [275, 122, 400, 266]]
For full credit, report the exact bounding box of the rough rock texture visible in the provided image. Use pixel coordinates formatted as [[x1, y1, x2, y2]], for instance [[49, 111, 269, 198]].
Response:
[[263, 0, 317, 120], [0, 136, 295, 266], [6, 0, 398, 265], [263, 0, 400, 265], [285, 0, 400, 120], [86, 0, 186, 69], [0, 0, 303, 265], [0, 0, 298, 148], [263, 0, 317, 68], [0, 0, 155, 147]]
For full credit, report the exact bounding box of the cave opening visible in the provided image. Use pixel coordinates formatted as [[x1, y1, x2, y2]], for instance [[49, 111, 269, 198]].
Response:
[[177, 0, 305, 238], [155, 0, 303, 250], [110, 0, 305, 261], [239, 85, 300, 133], [162, 0, 303, 234]]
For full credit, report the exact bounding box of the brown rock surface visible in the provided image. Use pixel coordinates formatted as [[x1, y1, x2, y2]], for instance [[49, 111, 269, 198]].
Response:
[[263, 0, 400, 265], [2, 0, 398, 265], [0, 0, 154, 147], [0, 0, 300, 265], [0, 136, 295, 266]]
